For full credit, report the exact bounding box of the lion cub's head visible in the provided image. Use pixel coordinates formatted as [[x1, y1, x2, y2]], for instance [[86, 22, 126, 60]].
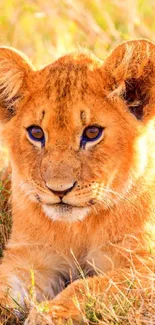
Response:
[[0, 40, 155, 222]]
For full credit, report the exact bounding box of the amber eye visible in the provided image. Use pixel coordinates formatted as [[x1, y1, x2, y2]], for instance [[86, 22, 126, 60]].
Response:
[[85, 126, 101, 139], [81, 125, 103, 148], [27, 126, 45, 145]]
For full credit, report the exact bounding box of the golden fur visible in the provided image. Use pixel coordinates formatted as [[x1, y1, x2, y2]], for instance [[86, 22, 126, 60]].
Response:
[[0, 40, 155, 324]]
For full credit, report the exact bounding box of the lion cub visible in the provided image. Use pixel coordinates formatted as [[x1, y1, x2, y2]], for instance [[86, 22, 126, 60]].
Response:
[[0, 40, 155, 324]]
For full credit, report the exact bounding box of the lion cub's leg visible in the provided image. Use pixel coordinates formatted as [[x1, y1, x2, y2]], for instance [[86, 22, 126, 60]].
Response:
[[25, 245, 155, 325], [25, 260, 155, 325]]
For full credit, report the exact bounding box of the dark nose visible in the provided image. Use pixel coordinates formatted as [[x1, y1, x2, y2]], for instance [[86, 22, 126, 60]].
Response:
[[46, 182, 76, 199]]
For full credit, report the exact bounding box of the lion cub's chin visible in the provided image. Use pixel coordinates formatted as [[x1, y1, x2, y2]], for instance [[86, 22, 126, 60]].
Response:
[[42, 203, 90, 222]]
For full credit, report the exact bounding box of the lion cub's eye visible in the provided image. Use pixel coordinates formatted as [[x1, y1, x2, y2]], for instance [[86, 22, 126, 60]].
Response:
[[81, 125, 103, 148], [27, 126, 45, 146]]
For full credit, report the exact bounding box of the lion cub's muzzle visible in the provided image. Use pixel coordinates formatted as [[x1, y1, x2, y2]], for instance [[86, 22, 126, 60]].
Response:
[[39, 180, 90, 222]]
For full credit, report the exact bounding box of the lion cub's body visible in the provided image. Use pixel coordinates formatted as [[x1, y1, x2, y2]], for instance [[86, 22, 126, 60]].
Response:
[[0, 40, 155, 324]]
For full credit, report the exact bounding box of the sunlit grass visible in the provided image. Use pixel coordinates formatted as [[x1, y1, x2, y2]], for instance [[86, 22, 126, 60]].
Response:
[[4, 261, 153, 325], [1, 260, 153, 325], [0, 168, 11, 258], [0, 0, 155, 67]]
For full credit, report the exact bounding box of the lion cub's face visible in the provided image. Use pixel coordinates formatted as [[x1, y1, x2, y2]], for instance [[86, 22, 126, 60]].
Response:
[[1, 42, 155, 222]]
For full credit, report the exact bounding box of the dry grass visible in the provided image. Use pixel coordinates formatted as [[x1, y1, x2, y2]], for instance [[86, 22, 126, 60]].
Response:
[[79, 276, 155, 324], [0, 0, 155, 324], [0, 264, 154, 325], [0, 167, 11, 258], [0, 0, 155, 67]]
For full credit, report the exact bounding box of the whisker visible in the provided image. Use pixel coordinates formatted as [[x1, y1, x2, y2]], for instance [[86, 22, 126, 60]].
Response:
[[97, 184, 134, 204]]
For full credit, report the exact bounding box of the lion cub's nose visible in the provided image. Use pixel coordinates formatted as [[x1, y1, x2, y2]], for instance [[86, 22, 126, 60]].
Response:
[[46, 182, 76, 199]]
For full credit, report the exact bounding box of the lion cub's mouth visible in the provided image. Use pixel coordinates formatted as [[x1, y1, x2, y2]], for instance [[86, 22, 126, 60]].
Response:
[[46, 202, 73, 210], [42, 202, 90, 222]]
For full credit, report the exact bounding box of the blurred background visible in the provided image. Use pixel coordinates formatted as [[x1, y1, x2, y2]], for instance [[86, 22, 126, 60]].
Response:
[[0, 0, 155, 68]]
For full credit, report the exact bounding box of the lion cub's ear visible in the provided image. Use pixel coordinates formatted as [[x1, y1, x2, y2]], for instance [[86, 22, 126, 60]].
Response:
[[103, 40, 155, 121], [0, 47, 34, 123]]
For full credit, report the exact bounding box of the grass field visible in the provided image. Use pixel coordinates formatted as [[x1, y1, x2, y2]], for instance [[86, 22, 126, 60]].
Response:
[[0, 0, 155, 324], [0, 0, 155, 67]]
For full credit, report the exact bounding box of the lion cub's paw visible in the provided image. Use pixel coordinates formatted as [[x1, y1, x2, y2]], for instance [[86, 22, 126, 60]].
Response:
[[25, 308, 66, 325], [24, 309, 52, 325], [25, 304, 79, 325]]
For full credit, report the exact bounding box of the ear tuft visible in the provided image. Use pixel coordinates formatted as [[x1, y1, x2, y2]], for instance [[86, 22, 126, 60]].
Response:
[[0, 47, 34, 121], [122, 77, 149, 120], [103, 40, 155, 121]]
